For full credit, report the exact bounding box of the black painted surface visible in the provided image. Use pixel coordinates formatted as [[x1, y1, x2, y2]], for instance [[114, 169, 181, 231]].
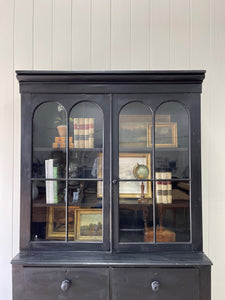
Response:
[[12, 71, 211, 300], [111, 267, 199, 300], [13, 265, 109, 300], [11, 251, 212, 267]]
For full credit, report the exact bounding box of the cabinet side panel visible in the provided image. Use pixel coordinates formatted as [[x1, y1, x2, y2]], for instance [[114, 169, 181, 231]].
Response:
[[20, 94, 33, 250], [199, 266, 211, 300]]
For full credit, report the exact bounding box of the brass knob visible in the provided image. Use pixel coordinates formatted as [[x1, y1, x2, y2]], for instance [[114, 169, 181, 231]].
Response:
[[61, 279, 71, 292], [151, 280, 160, 292]]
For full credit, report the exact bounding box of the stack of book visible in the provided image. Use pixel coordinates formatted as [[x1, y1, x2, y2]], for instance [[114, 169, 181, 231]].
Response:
[[45, 159, 58, 204], [52, 137, 73, 148], [155, 170, 172, 204], [74, 118, 94, 148]]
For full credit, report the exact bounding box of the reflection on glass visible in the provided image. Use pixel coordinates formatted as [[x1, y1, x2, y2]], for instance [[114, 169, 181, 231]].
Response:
[[69, 102, 103, 179], [119, 102, 152, 149], [119, 153, 151, 181], [33, 102, 67, 178], [31, 180, 66, 241], [119, 181, 153, 243], [154, 181, 190, 243], [68, 180, 103, 208], [119, 180, 152, 200], [155, 102, 189, 179], [69, 151, 101, 179]]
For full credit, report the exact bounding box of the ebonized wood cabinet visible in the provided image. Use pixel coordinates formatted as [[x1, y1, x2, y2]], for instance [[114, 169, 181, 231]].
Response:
[[12, 71, 212, 300]]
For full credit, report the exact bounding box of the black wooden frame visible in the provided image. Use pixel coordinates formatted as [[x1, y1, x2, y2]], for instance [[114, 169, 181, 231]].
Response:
[[17, 70, 205, 252]]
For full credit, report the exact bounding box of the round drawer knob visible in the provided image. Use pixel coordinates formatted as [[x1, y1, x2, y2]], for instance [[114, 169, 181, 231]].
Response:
[[61, 279, 71, 292], [151, 280, 160, 292]]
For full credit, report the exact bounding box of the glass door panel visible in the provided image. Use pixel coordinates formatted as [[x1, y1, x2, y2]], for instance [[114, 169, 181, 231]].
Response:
[[32, 102, 67, 178], [154, 102, 190, 243], [31, 180, 66, 241], [32, 102, 67, 241], [155, 181, 190, 242], [119, 102, 153, 243], [32, 100, 104, 243], [155, 102, 189, 179], [68, 102, 104, 242], [69, 102, 103, 178]]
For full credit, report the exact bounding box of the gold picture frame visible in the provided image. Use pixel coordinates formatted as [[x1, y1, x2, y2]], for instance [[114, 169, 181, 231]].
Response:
[[147, 122, 178, 148], [119, 115, 171, 148], [76, 209, 103, 241], [97, 153, 152, 198], [46, 206, 76, 240]]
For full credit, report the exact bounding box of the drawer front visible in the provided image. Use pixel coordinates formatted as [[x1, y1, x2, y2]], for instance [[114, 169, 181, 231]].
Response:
[[13, 266, 109, 300], [111, 268, 199, 300]]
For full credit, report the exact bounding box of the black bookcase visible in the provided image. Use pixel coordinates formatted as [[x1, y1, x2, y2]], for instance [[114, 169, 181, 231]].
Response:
[[12, 71, 212, 300]]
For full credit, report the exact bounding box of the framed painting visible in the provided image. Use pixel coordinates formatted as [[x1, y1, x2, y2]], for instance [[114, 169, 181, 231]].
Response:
[[97, 153, 152, 198], [147, 122, 178, 148], [76, 209, 103, 241], [119, 115, 171, 149], [46, 206, 76, 240]]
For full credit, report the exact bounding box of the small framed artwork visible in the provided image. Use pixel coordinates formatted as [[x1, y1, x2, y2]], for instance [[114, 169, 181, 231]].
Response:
[[119, 115, 171, 148], [46, 206, 75, 240], [147, 122, 178, 148], [76, 209, 103, 241], [97, 153, 152, 198]]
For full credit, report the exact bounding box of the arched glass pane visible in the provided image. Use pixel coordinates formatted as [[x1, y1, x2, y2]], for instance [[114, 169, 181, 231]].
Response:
[[32, 102, 67, 178], [155, 102, 189, 179], [154, 102, 190, 243], [32, 102, 67, 241], [68, 101, 103, 242], [119, 102, 153, 243]]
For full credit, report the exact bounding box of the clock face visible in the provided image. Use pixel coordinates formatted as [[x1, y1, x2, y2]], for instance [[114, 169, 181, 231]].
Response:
[[133, 163, 149, 180]]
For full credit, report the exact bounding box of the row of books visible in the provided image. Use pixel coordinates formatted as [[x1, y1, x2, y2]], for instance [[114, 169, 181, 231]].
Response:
[[155, 171, 172, 204], [52, 137, 74, 149], [45, 159, 58, 204], [74, 118, 94, 148]]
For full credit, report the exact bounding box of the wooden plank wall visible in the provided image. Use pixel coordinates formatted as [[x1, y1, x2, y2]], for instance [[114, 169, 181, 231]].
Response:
[[1, 0, 225, 298]]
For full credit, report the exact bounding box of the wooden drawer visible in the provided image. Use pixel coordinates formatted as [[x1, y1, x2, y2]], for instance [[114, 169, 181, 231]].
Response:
[[111, 267, 199, 300], [13, 266, 109, 300]]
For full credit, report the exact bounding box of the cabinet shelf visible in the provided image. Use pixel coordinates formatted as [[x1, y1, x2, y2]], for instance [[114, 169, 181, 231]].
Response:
[[119, 147, 188, 153], [119, 200, 189, 209], [32, 202, 102, 208], [34, 147, 102, 152]]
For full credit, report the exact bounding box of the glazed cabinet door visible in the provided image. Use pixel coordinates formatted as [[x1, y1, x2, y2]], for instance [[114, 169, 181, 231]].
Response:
[[111, 267, 199, 300], [22, 94, 110, 251], [112, 94, 198, 252], [13, 266, 109, 300]]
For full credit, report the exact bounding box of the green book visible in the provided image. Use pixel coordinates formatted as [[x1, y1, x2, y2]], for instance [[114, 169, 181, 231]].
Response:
[[53, 166, 58, 204]]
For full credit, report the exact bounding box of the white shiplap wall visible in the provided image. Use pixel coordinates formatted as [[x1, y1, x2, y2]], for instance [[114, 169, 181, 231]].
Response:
[[0, 0, 224, 299]]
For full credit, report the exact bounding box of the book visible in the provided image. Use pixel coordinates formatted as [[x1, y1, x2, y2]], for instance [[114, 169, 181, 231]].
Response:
[[45, 159, 58, 204], [74, 118, 79, 148], [166, 171, 172, 203], [45, 159, 50, 204], [162, 181, 168, 204], [84, 118, 89, 148], [53, 166, 58, 203], [155, 171, 162, 204], [79, 118, 85, 148], [48, 159, 54, 204], [89, 118, 94, 148], [167, 181, 172, 203], [161, 172, 168, 204], [156, 170, 172, 204]]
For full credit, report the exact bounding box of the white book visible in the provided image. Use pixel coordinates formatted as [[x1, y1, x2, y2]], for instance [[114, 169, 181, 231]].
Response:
[[48, 159, 54, 204], [45, 159, 50, 204]]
